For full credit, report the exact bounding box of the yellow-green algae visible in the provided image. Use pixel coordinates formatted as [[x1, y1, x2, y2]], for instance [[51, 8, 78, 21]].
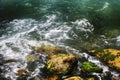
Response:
[[90, 49, 120, 70], [81, 61, 102, 73]]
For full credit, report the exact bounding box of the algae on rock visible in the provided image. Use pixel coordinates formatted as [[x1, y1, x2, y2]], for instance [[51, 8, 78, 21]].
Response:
[[46, 54, 77, 75], [89, 49, 120, 71], [81, 61, 102, 73]]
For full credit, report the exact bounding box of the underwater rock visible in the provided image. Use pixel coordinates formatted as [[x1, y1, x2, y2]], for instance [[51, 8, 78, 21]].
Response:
[[3, 59, 17, 63], [33, 45, 67, 56], [45, 75, 58, 80], [26, 55, 38, 61], [80, 61, 103, 73], [89, 49, 120, 70], [46, 54, 77, 75], [64, 76, 83, 80]]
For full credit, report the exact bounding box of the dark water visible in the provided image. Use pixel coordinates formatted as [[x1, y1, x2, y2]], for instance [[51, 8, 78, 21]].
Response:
[[0, 0, 120, 80]]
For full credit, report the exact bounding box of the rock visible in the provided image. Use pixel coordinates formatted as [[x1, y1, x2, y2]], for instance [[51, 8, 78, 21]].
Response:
[[15, 68, 28, 76], [89, 49, 120, 70], [81, 61, 102, 73], [46, 54, 77, 75], [64, 76, 83, 80], [33, 45, 67, 56]]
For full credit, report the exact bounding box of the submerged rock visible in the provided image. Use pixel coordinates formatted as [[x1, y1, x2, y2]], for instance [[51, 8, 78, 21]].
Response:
[[46, 54, 77, 75], [33, 45, 67, 56], [89, 49, 120, 70], [26, 55, 38, 61], [3, 59, 17, 63], [80, 61, 102, 73]]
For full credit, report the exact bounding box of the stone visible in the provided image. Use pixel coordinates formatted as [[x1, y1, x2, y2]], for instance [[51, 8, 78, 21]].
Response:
[[15, 68, 28, 76], [46, 54, 77, 75]]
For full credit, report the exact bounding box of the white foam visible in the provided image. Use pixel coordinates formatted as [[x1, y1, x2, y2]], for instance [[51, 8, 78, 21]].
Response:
[[0, 15, 97, 79]]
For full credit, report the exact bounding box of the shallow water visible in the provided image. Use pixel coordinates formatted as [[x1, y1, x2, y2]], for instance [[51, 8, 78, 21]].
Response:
[[0, 0, 120, 80]]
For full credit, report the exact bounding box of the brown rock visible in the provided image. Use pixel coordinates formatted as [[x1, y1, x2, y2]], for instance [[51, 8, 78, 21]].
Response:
[[16, 68, 28, 76]]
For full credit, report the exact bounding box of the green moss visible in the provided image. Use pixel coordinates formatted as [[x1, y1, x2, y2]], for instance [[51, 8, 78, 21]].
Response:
[[81, 61, 102, 73]]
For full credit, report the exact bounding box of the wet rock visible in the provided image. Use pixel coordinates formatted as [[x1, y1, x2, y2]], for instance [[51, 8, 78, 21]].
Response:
[[80, 61, 102, 73], [15, 68, 28, 76], [64, 76, 83, 80], [33, 45, 67, 56], [46, 54, 77, 75], [89, 49, 120, 70]]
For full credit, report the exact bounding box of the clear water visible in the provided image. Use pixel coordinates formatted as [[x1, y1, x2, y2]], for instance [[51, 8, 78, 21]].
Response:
[[0, 0, 120, 80]]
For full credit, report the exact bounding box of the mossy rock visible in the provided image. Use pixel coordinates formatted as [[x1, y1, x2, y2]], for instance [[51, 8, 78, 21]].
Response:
[[46, 54, 77, 75], [81, 61, 102, 73], [89, 49, 120, 70], [64, 76, 83, 80], [33, 45, 67, 56]]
